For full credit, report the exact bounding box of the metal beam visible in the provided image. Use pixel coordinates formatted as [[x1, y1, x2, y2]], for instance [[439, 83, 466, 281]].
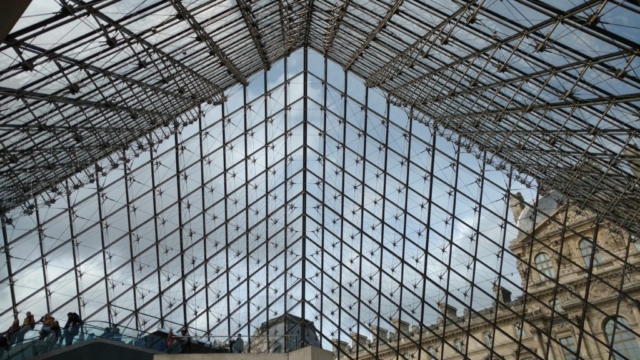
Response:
[[169, 0, 248, 85], [393, 50, 633, 108], [236, 0, 270, 70], [303, 0, 315, 46], [0, 87, 175, 120], [13, 42, 224, 104], [343, 0, 403, 71], [68, 0, 230, 90], [365, 0, 478, 87], [422, 94, 640, 123], [384, 0, 603, 99], [323, 0, 351, 55]]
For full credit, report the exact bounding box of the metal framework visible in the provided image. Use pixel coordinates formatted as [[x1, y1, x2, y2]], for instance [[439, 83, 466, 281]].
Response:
[[1, 1, 640, 360]]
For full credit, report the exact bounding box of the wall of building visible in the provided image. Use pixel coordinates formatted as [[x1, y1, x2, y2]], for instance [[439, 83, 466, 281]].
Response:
[[334, 201, 640, 360], [154, 344, 333, 360]]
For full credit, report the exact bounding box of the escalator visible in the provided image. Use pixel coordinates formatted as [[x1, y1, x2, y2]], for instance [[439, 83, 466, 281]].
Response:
[[4, 321, 180, 360]]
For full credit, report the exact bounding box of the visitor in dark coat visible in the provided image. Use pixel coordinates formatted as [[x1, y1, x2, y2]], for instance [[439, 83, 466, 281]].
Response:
[[6, 319, 20, 344], [0, 334, 10, 358], [63, 312, 83, 346]]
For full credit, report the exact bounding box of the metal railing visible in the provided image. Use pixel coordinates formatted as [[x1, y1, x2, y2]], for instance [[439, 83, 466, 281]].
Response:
[[3, 322, 312, 360], [3, 321, 180, 360], [179, 334, 302, 353]]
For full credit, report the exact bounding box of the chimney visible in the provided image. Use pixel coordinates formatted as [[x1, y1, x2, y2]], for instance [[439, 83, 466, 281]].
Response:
[[391, 318, 410, 334], [438, 303, 458, 321], [509, 192, 526, 222], [369, 325, 388, 341], [350, 332, 368, 349], [331, 339, 349, 353], [493, 285, 512, 303]]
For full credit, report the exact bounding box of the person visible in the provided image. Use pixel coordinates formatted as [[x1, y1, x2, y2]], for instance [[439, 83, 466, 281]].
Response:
[[34, 331, 58, 356], [38, 314, 55, 340], [17, 312, 36, 344], [51, 321, 62, 345], [6, 319, 20, 344], [231, 334, 244, 353], [101, 325, 120, 341], [179, 328, 191, 353], [162, 331, 176, 352], [0, 334, 9, 358], [62, 312, 83, 346]]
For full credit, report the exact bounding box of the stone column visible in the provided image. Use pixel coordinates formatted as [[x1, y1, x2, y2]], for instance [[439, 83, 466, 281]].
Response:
[[532, 328, 555, 360], [579, 315, 602, 359]]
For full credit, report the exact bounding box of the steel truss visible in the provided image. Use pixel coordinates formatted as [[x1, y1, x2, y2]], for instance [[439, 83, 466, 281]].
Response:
[[1, 1, 640, 360]]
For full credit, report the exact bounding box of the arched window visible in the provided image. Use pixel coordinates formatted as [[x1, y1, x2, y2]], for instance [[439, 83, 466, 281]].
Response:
[[534, 253, 555, 281], [605, 317, 640, 360], [427, 347, 437, 359], [515, 323, 526, 338], [559, 336, 577, 360], [454, 339, 464, 352], [483, 332, 492, 347], [579, 238, 602, 267]]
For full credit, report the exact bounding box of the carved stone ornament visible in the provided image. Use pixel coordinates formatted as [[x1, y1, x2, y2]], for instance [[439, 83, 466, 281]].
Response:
[[563, 284, 576, 301], [553, 322, 571, 333], [589, 280, 612, 299]]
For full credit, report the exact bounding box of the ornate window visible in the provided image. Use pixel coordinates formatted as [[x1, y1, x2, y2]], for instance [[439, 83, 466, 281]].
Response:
[[579, 238, 602, 267], [550, 299, 565, 314], [483, 332, 492, 347], [454, 339, 464, 352], [605, 317, 640, 360], [534, 252, 555, 281], [559, 336, 577, 360]]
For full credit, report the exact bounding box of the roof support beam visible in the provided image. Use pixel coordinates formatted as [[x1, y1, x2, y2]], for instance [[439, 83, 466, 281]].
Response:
[[168, 0, 247, 85], [422, 94, 640, 125], [0, 87, 175, 120], [383, 0, 601, 97], [393, 50, 633, 108], [68, 0, 227, 91], [343, 0, 403, 71], [323, 0, 351, 55], [236, 0, 270, 70], [11, 42, 224, 105], [365, 0, 478, 87], [303, 0, 315, 46]]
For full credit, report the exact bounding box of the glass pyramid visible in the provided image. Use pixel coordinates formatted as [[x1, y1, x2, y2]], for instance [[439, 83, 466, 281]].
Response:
[[1, 1, 640, 359]]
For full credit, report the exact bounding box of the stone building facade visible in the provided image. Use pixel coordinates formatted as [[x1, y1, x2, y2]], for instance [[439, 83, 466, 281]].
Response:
[[333, 193, 640, 359], [249, 314, 321, 353]]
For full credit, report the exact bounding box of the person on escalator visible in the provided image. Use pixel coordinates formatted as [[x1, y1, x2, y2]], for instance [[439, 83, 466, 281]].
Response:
[[0, 334, 10, 358], [51, 321, 62, 345], [62, 312, 83, 346], [6, 319, 20, 344], [179, 328, 192, 353], [161, 331, 176, 352], [231, 334, 244, 353], [17, 312, 36, 344], [38, 314, 55, 340]]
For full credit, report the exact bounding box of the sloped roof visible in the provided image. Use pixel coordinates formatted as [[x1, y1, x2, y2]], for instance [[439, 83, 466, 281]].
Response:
[[1, 0, 639, 234], [2, 2, 640, 360]]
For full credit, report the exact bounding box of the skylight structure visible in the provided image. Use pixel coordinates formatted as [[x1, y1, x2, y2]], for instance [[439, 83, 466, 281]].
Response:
[[1, 1, 640, 359]]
